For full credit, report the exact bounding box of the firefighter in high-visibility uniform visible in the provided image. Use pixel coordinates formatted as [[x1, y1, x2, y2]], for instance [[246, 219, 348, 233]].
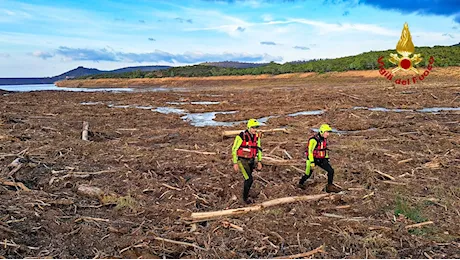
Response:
[[299, 124, 342, 193], [232, 119, 263, 204]]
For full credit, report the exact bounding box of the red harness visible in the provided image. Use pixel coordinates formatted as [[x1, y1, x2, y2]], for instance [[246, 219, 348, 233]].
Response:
[[237, 131, 259, 159], [305, 134, 327, 159]]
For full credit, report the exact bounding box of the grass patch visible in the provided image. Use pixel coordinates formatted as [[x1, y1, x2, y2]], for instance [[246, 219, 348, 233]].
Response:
[[101, 194, 138, 212], [394, 195, 427, 223]]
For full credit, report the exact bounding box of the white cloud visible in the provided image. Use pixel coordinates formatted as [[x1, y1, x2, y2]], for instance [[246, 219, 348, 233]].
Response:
[[32, 51, 54, 59]]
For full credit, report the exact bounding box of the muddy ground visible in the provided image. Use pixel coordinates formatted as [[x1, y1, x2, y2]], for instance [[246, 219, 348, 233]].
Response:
[[1, 71, 460, 258]]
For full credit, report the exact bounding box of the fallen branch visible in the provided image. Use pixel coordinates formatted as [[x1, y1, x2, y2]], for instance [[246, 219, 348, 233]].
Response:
[[397, 158, 413, 164], [282, 150, 293, 160], [382, 181, 406, 186], [174, 148, 216, 155], [368, 226, 391, 231], [362, 192, 375, 199], [221, 220, 244, 232], [291, 166, 305, 174], [75, 216, 110, 223], [221, 128, 289, 138], [375, 170, 395, 180], [0, 178, 30, 191], [153, 237, 207, 251], [274, 245, 325, 259], [405, 221, 434, 230], [0, 224, 16, 234], [162, 183, 182, 191], [188, 194, 330, 221]]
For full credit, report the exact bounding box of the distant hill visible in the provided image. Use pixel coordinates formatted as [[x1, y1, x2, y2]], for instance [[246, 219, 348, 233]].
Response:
[[76, 44, 460, 79], [0, 65, 171, 85], [453, 42, 460, 47], [200, 61, 268, 68]]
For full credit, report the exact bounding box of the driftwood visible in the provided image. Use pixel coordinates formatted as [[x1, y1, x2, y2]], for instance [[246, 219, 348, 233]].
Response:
[[82, 121, 89, 141], [0, 178, 30, 191], [382, 181, 406, 186], [397, 158, 413, 164], [405, 221, 434, 229], [174, 148, 216, 155], [188, 194, 330, 221], [161, 183, 182, 191], [222, 128, 290, 138], [274, 245, 325, 259], [375, 170, 395, 180], [221, 220, 244, 232]]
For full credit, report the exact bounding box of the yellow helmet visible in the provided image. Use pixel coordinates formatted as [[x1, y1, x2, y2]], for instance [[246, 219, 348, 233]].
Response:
[[247, 118, 261, 129], [319, 124, 332, 134]]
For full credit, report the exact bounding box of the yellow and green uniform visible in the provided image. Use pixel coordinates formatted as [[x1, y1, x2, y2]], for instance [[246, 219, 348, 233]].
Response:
[[300, 133, 335, 186], [232, 130, 262, 202], [305, 134, 329, 176], [232, 131, 262, 179]]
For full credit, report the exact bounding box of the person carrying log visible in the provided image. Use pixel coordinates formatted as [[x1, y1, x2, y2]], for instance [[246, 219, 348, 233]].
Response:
[[299, 124, 342, 193], [232, 119, 263, 204]]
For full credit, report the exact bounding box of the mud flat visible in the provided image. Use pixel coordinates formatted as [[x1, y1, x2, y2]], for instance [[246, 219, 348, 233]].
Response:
[[1, 69, 460, 258]]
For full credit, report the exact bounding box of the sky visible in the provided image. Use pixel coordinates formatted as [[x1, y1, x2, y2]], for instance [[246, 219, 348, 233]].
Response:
[[0, 0, 459, 77]]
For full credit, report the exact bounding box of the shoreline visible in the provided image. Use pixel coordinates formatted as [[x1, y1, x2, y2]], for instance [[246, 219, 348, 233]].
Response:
[[54, 67, 460, 88]]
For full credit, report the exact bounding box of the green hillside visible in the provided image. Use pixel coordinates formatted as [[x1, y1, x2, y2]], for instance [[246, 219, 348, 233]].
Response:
[[75, 45, 460, 79]]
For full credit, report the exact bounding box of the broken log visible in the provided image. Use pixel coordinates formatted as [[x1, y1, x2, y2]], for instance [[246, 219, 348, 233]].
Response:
[[274, 245, 324, 259], [82, 121, 89, 141], [188, 194, 330, 221], [221, 128, 289, 138]]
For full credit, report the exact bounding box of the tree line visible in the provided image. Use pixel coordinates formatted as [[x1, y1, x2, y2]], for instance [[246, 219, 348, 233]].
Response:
[[75, 46, 460, 79]]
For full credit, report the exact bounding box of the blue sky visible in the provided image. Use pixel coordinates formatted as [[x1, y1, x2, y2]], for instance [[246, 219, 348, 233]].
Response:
[[0, 0, 459, 77]]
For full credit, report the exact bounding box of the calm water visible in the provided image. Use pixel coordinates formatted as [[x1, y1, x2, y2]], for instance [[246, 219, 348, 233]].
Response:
[[0, 84, 188, 93], [0, 84, 134, 92]]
